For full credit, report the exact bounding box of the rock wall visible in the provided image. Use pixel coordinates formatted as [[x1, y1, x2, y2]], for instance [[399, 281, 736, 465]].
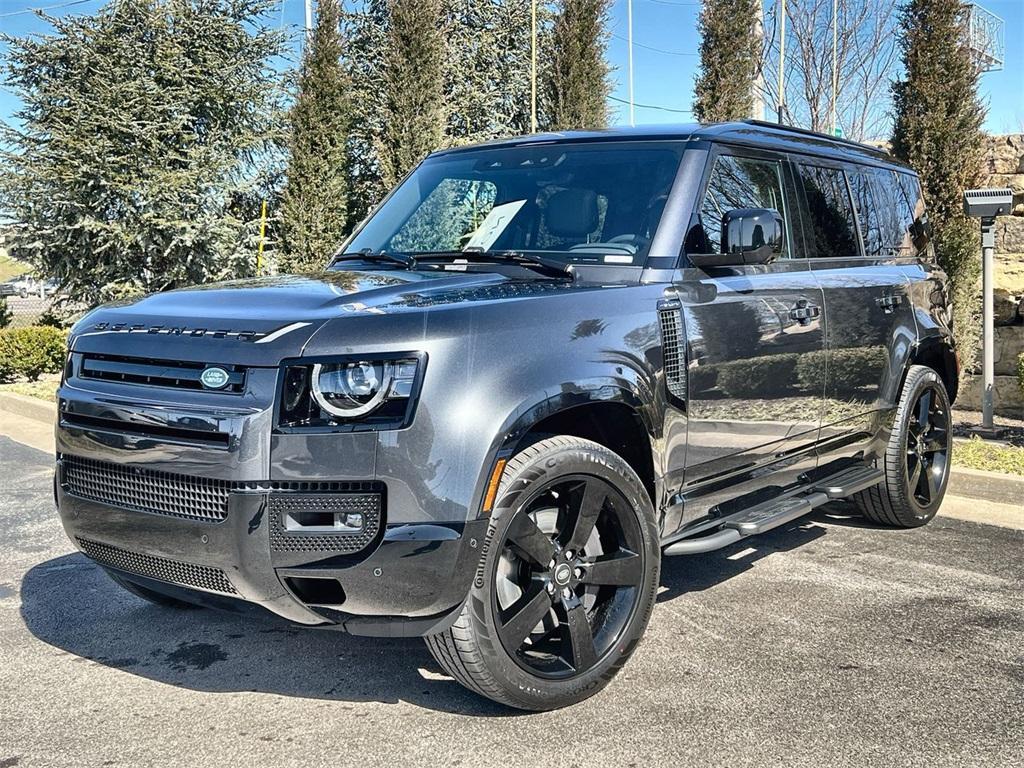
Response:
[[983, 134, 1024, 253]]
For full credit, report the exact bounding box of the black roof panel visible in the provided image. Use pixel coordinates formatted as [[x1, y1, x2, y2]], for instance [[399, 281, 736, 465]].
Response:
[[431, 120, 911, 172]]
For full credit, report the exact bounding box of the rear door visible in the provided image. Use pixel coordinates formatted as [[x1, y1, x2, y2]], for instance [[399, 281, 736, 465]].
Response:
[[663, 145, 826, 534], [796, 161, 918, 457]]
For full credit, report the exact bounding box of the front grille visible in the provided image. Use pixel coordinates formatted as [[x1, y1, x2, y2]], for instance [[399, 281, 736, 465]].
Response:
[[269, 491, 383, 553], [77, 537, 237, 595], [62, 456, 232, 522], [78, 353, 246, 394]]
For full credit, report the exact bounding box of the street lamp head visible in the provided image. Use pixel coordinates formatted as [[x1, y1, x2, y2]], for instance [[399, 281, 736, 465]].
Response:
[[963, 188, 1013, 219]]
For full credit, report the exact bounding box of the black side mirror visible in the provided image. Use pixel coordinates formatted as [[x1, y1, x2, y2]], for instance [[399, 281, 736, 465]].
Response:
[[690, 208, 785, 268]]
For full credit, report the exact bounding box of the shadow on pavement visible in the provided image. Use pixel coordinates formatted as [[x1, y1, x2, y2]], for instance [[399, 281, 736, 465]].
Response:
[[21, 502, 878, 714]]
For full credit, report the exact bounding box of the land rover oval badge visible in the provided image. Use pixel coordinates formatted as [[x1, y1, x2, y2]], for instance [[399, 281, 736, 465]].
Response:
[[200, 367, 230, 390]]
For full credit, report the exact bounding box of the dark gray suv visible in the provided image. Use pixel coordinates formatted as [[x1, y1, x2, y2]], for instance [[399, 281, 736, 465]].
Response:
[[56, 121, 957, 710]]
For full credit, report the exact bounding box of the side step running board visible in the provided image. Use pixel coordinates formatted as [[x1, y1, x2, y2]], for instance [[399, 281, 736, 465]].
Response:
[[663, 465, 883, 557]]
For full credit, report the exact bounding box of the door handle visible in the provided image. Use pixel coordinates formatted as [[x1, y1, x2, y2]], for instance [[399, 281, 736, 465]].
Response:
[[789, 300, 821, 325], [875, 294, 904, 313]]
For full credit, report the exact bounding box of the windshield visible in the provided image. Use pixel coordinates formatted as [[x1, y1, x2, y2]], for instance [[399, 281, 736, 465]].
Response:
[[345, 142, 684, 267]]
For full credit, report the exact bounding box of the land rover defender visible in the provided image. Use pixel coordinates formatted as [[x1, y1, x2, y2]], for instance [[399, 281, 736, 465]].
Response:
[[55, 122, 957, 710]]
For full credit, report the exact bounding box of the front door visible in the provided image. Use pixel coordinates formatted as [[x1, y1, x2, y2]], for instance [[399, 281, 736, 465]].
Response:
[[661, 148, 826, 535]]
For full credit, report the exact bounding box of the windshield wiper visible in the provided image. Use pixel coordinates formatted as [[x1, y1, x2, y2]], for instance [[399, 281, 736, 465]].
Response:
[[330, 248, 416, 269], [415, 249, 572, 278]]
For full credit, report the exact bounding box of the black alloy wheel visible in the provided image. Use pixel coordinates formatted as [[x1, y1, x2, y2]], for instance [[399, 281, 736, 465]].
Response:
[[493, 474, 645, 679], [905, 383, 950, 508], [425, 436, 660, 711]]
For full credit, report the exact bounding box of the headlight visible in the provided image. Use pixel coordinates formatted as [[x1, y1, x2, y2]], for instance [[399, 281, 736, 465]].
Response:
[[278, 354, 424, 430]]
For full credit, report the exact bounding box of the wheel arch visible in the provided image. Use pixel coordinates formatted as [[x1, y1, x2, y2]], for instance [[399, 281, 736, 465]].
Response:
[[905, 335, 959, 405]]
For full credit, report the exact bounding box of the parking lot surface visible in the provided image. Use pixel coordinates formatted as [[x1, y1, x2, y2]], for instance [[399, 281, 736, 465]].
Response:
[[1, 435, 1021, 767]]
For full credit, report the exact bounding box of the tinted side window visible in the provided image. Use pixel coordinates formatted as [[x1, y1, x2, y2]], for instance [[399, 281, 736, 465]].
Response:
[[799, 165, 860, 259], [865, 168, 909, 256], [697, 155, 791, 256], [895, 172, 932, 256], [848, 168, 885, 257]]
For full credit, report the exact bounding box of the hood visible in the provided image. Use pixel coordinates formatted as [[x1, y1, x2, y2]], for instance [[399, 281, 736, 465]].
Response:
[[69, 269, 574, 365]]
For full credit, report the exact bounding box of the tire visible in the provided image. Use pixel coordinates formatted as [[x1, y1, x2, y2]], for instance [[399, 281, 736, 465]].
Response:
[[855, 365, 952, 527], [425, 436, 660, 711], [107, 571, 200, 609]]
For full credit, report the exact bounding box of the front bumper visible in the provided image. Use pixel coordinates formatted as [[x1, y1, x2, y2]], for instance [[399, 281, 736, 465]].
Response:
[[56, 467, 488, 635]]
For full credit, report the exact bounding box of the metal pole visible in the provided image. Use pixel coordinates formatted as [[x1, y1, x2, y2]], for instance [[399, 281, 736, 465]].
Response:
[[304, 0, 313, 43], [831, 0, 838, 134], [628, 0, 635, 127], [753, 0, 766, 121], [981, 218, 995, 429], [778, 0, 786, 124], [531, 0, 537, 133]]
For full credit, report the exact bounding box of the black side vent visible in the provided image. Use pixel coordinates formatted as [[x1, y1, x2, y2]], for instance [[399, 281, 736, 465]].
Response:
[[658, 300, 687, 401]]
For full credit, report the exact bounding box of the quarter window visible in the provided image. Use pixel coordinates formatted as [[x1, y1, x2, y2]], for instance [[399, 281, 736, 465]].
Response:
[[848, 169, 885, 257], [697, 155, 791, 257], [799, 165, 860, 259]]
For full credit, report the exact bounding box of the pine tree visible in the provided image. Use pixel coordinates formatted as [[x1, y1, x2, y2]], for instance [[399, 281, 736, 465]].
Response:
[[0, 0, 286, 303], [891, 0, 985, 369], [546, 0, 612, 131], [378, 0, 447, 187], [693, 0, 760, 122], [280, 0, 351, 274]]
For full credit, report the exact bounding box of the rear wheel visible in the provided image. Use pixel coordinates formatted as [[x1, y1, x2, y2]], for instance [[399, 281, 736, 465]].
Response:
[[855, 365, 952, 527], [426, 436, 660, 711]]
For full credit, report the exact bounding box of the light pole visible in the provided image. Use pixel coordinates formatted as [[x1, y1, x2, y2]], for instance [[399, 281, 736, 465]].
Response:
[[531, 0, 537, 133], [831, 0, 838, 135], [778, 0, 786, 124], [963, 188, 1013, 431], [628, 0, 635, 127]]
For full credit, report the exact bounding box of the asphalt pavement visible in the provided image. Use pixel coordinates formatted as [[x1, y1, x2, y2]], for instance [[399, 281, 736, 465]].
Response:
[[0, 434, 1021, 768]]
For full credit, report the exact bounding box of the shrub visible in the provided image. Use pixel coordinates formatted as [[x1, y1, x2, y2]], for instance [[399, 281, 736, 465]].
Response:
[[796, 346, 887, 392], [0, 325, 67, 382], [796, 349, 828, 391], [717, 353, 799, 398], [0, 297, 11, 329]]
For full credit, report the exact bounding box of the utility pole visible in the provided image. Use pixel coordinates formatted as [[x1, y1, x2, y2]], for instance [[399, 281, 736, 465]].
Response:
[[305, 0, 313, 43], [531, 0, 537, 133], [831, 0, 838, 135], [774, 0, 782, 123], [628, 0, 635, 126], [752, 0, 766, 121]]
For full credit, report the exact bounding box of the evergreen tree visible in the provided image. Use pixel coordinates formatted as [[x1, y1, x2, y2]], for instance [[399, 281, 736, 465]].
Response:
[[891, 0, 985, 368], [280, 0, 351, 274], [378, 0, 447, 187], [546, 0, 612, 130], [693, 0, 760, 122], [0, 0, 286, 303]]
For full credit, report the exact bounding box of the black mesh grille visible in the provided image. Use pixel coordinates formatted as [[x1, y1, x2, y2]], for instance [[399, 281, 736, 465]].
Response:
[[659, 307, 687, 400], [62, 456, 231, 522], [269, 491, 382, 553], [78, 353, 246, 394], [77, 537, 237, 595]]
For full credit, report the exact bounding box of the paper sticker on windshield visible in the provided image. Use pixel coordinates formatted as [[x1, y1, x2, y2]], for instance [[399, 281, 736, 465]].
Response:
[[463, 200, 527, 251]]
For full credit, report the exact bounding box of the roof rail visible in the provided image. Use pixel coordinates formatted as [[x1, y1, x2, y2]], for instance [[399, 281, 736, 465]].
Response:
[[740, 119, 890, 156]]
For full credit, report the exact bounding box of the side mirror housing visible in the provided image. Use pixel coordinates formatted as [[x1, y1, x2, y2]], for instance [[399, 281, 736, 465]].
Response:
[[690, 208, 785, 268]]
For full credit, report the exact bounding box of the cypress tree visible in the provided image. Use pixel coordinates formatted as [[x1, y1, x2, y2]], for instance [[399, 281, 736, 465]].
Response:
[[891, 0, 985, 369], [693, 0, 760, 122], [280, 0, 352, 274], [280, 0, 351, 274], [379, 0, 447, 187], [546, 0, 612, 130]]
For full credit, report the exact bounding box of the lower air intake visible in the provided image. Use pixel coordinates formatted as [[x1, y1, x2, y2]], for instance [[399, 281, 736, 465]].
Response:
[[77, 537, 237, 595]]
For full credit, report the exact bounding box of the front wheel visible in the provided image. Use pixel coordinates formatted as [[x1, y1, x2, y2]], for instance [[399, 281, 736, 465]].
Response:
[[426, 436, 660, 711]]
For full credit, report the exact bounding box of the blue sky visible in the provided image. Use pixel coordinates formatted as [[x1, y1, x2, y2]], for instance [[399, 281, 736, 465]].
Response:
[[1, 0, 1022, 135]]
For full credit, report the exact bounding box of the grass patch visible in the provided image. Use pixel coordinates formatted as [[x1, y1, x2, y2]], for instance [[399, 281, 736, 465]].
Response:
[[953, 436, 1024, 476], [0, 251, 31, 283], [0, 379, 59, 401]]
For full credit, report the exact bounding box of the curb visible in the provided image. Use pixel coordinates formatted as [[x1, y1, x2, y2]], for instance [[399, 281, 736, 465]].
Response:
[[0, 391, 57, 425], [948, 465, 1024, 506]]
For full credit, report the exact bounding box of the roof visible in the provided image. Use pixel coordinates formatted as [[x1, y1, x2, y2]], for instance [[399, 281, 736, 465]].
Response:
[[431, 120, 910, 171]]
